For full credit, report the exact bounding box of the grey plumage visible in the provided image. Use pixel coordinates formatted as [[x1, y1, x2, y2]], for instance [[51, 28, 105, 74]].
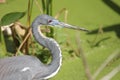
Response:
[[0, 14, 88, 80]]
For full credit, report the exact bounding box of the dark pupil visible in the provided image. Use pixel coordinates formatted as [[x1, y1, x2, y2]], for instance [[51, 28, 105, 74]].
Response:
[[48, 20, 52, 23]]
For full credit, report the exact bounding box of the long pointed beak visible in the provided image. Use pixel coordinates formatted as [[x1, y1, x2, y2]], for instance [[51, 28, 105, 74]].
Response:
[[58, 22, 89, 32]]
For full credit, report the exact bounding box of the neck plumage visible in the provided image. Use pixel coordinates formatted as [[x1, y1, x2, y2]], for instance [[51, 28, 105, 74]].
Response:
[[31, 20, 62, 79]]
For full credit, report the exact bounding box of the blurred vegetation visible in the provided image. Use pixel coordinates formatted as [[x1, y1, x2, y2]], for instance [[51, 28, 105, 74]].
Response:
[[0, 0, 120, 80]]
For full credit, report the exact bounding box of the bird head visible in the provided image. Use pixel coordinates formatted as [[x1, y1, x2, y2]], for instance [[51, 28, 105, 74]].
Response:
[[35, 14, 89, 32]]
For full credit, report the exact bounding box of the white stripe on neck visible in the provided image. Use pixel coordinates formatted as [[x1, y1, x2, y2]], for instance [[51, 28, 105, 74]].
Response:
[[43, 41, 62, 79]]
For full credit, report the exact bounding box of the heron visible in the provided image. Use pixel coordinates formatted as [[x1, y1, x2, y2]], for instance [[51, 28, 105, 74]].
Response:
[[0, 14, 89, 80]]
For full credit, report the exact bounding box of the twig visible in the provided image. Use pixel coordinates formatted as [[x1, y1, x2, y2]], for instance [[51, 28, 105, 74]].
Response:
[[76, 33, 93, 80], [15, 28, 32, 56]]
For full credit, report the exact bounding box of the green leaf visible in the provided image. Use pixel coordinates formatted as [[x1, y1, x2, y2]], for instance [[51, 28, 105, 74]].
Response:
[[0, 12, 26, 26]]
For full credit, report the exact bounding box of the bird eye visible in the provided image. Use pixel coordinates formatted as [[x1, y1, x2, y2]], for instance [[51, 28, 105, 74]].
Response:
[[48, 20, 52, 23]]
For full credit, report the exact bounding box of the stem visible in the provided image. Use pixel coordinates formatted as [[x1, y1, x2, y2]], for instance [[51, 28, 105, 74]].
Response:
[[49, 0, 52, 16], [25, 0, 33, 54], [93, 50, 120, 80], [27, 0, 33, 25], [0, 26, 1, 42], [46, 0, 49, 14], [48, 0, 54, 38], [0, 27, 7, 57], [100, 64, 120, 80], [44, 0, 54, 38], [15, 28, 31, 56], [41, 0, 46, 13], [76, 33, 93, 80], [18, 0, 33, 54]]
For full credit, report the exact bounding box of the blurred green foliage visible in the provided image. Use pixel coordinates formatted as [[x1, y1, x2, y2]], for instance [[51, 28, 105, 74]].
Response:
[[0, 0, 120, 80]]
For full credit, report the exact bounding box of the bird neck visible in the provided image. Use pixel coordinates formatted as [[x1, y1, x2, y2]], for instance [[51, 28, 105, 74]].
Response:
[[32, 22, 62, 79]]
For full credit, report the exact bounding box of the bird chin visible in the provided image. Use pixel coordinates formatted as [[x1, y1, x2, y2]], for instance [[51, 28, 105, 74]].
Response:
[[54, 25, 63, 28], [48, 25, 63, 28]]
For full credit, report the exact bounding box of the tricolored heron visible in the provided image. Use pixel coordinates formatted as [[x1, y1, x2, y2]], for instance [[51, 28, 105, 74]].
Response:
[[0, 14, 89, 80]]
